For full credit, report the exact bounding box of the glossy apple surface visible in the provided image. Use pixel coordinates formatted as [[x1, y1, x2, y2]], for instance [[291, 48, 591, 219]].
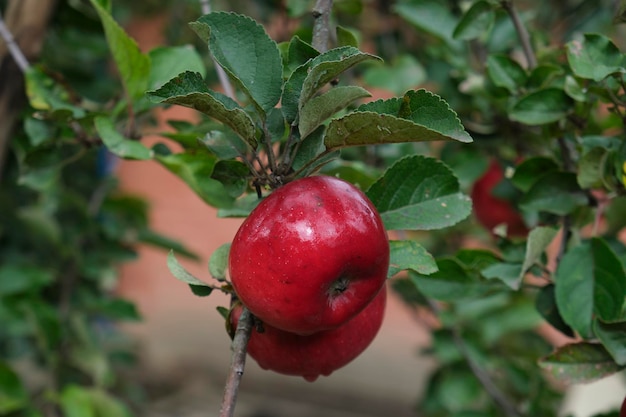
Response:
[[229, 175, 389, 335], [231, 285, 387, 382], [471, 160, 528, 237]]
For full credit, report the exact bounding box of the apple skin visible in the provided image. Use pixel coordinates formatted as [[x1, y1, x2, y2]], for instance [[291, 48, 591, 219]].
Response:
[[621, 394, 626, 417], [231, 285, 387, 382], [470, 160, 528, 237], [228, 175, 389, 335]]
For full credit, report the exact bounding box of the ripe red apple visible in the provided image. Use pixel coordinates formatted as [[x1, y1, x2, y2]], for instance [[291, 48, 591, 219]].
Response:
[[621, 394, 626, 417], [231, 285, 387, 382], [228, 175, 389, 335], [471, 159, 528, 237]]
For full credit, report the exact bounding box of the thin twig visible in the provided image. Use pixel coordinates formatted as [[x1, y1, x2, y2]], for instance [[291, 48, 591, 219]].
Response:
[[199, 0, 236, 99], [501, 1, 537, 69], [0, 10, 30, 72], [427, 300, 522, 417], [312, 0, 333, 52], [219, 307, 253, 417]]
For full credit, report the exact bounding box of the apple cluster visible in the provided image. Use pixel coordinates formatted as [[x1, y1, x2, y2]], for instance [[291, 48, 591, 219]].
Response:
[[228, 175, 390, 381]]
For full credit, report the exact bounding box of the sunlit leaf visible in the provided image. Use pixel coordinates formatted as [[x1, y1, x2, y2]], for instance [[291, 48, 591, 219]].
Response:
[[89, 0, 150, 100], [190, 12, 283, 116], [147, 71, 257, 148], [388, 240, 438, 277], [367, 155, 472, 231], [299, 86, 371, 139]]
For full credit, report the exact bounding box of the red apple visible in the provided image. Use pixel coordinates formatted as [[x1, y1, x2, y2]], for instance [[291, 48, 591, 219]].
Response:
[[228, 175, 389, 335], [471, 159, 528, 237], [621, 394, 626, 417], [231, 285, 387, 382]]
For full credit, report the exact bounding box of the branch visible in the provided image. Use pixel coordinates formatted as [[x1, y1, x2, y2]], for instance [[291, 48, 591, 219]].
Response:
[[219, 307, 253, 417], [199, 0, 236, 100], [0, 10, 30, 72], [501, 1, 537, 69], [312, 0, 333, 52]]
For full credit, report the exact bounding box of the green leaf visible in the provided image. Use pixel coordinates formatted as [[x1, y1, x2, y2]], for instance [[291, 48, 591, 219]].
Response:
[[301, 48, 379, 110], [217, 193, 262, 218], [366, 155, 472, 231], [147, 71, 256, 147], [527, 64, 564, 89], [509, 88, 573, 125], [92, 298, 141, 321], [321, 161, 380, 190], [89, 0, 150, 100], [325, 90, 473, 149], [299, 86, 371, 139], [486, 53, 527, 94], [555, 238, 626, 337], [520, 171, 587, 215], [594, 320, 626, 365], [479, 297, 543, 344], [24, 66, 85, 117], [453, 1, 495, 41], [455, 249, 501, 272], [520, 226, 559, 278], [536, 284, 575, 338], [388, 240, 438, 277], [394, 0, 459, 47], [363, 55, 427, 95], [59, 386, 132, 417], [409, 258, 490, 301], [94, 117, 152, 160], [201, 129, 249, 160], [148, 45, 206, 90], [566, 33, 626, 82], [578, 147, 610, 189], [156, 152, 235, 208], [59, 386, 95, 417], [510, 157, 559, 192], [0, 265, 53, 296], [167, 251, 213, 297], [285, 36, 319, 74], [190, 12, 283, 116], [539, 343, 625, 384], [0, 361, 27, 414], [564, 75, 587, 102], [481, 262, 523, 290], [209, 243, 231, 281], [589, 238, 626, 322], [555, 243, 595, 337], [282, 46, 380, 123], [210, 160, 249, 199], [336, 25, 359, 47]]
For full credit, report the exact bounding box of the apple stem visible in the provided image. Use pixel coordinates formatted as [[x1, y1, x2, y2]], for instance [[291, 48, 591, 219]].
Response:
[[219, 306, 253, 417]]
